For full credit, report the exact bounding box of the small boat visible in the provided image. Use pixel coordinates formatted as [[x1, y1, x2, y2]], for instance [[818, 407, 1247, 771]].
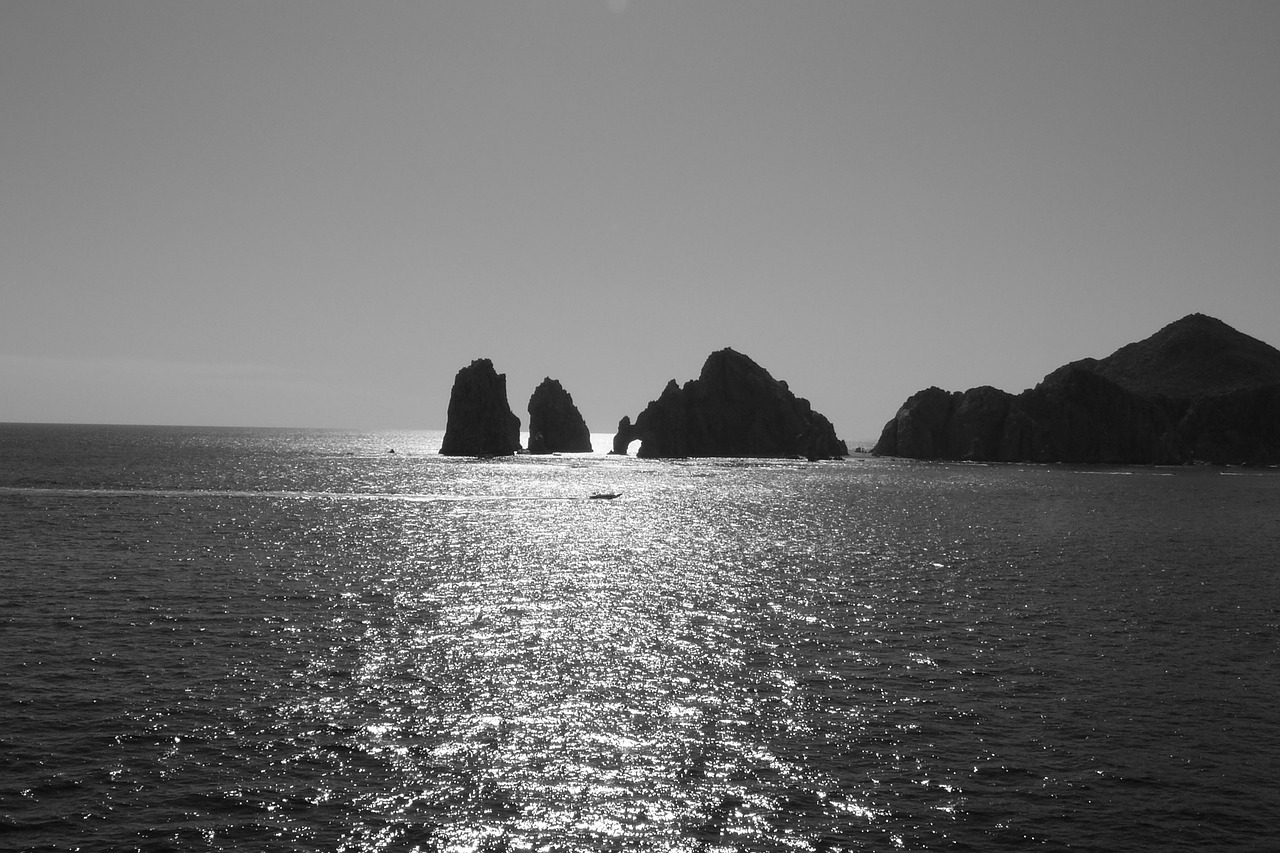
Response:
[[589, 492, 622, 500]]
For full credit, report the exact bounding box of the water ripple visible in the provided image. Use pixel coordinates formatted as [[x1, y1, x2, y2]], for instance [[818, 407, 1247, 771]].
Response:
[[3, 429, 1278, 850]]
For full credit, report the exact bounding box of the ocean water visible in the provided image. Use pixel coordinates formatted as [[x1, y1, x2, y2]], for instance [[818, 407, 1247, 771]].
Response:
[[2, 424, 1278, 852]]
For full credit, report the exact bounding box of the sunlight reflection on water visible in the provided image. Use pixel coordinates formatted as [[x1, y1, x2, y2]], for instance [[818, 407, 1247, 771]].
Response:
[[283, 460, 904, 850], [265, 459, 999, 850]]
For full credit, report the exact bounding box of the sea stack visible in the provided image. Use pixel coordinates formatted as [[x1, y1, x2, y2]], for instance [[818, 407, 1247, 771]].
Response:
[[527, 377, 593, 454], [440, 358, 522, 456], [612, 348, 847, 460], [874, 313, 1280, 465]]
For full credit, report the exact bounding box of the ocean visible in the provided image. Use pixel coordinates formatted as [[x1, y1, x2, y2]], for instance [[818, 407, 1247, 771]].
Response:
[[2, 423, 1277, 852]]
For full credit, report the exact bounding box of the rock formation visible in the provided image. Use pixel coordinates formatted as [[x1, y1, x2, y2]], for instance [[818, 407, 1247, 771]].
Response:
[[874, 314, 1280, 465], [440, 358, 521, 456], [611, 416, 635, 456], [611, 348, 847, 460], [527, 377, 593, 454]]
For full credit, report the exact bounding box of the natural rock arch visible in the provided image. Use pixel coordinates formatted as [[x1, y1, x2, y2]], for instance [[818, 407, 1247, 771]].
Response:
[[610, 349, 846, 460]]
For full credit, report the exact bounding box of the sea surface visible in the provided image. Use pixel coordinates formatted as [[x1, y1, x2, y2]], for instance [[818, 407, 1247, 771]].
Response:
[[2, 423, 1278, 852]]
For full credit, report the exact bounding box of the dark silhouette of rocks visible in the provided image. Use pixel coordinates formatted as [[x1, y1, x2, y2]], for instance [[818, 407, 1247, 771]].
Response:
[[440, 358, 521, 456], [527, 377, 592, 454], [1089, 313, 1280, 398], [611, 416, 634, 456], [875, 314, 1280, 465], [611, 348, 847, 460]]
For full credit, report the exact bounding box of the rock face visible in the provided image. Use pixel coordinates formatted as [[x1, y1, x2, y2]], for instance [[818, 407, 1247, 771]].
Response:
[[874, 314, 1280, 465], [440, 359, 521, 456], [612, 348, 847, 460], [527, 377, 592, 454]]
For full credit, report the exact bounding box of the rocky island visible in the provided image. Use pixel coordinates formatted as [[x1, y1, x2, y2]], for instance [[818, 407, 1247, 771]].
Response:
[[527, 377, 593, 454], [611, 348, 847, 460], [440, 358, 522, 456], [874, 313, 1280, 465]]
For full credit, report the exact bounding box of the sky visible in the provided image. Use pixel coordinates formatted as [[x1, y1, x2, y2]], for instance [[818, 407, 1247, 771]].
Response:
[[3, 1, 1279, 441]]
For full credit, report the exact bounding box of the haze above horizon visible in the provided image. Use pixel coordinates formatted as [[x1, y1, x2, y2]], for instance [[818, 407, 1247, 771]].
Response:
[[4, 1, 1278, 440]]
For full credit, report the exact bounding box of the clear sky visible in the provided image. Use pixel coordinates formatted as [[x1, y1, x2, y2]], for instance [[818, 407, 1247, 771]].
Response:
[[3, 1, 1278, 441]]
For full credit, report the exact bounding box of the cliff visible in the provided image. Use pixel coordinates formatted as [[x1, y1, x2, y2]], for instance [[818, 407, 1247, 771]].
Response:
[[527, 377, 593, 454], [440, 358, 522, 456], [874, 314, 1280, 465], [612, 349, 847, 460]]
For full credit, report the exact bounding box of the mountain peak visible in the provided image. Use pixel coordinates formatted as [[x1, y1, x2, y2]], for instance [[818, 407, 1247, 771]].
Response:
[[1092, 313, 1280, 399]]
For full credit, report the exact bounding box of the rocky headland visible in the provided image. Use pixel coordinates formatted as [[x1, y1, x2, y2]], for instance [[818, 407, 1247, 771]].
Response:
[[527, 377, 593, 454], [611, 348, 847, 460], [874, 314, 1280, 465], [440, 358, 522, 456]]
